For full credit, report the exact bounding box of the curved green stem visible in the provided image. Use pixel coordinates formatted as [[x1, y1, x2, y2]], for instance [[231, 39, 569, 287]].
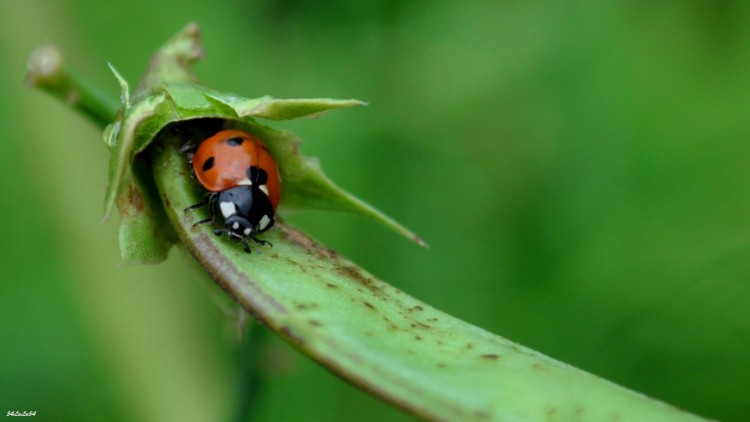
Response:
[[26, 45, 118, 128]]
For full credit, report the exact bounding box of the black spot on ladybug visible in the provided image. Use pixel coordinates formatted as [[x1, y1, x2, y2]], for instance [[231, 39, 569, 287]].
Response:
[[226, 137, 244, 146], [247, 166, 269, 185], [202, 156, 215, 172]]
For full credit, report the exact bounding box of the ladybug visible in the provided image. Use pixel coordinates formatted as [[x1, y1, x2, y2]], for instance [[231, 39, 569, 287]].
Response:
[[186, 129, 282, 253]]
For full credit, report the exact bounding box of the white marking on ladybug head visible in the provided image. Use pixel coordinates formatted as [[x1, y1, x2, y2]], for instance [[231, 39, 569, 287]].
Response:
[[244, 228, 252, 235], [237, 178, 253, 186], [259, 214, 271, 231], [259, 184, 269, 196], [232, 221, 240, 230], [219, 202, 236, 218]]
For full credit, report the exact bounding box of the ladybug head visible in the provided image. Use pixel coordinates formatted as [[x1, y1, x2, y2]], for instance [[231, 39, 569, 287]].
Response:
[[212, 185, 277, 239], [189, 183, 276, 253], [214, 187, 257, 237], [224, 213, 257, 238]]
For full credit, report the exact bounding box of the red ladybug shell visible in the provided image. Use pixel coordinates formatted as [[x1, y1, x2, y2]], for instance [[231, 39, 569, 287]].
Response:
[[192, 129, 281, 209]]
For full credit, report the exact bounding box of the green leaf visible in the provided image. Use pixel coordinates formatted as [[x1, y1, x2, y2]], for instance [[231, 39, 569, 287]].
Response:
[[205, 94, 368, 120], [152, 132, 705, 422], [103, 92, 167, 219], [115, 160, 177, 264], [163, 84, 219, 112], [107, 62, 130, 107]]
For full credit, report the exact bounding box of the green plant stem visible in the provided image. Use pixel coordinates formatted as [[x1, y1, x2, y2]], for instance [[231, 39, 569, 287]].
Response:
[[235, 321, 268, 422], [26, 45, 118, 128]]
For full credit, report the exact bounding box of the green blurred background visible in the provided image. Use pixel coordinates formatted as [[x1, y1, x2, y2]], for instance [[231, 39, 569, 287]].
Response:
[[2, 1, 750, 421]]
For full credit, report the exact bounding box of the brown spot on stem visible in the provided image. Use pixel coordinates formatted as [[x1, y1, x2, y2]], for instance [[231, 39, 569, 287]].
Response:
[[481, 354, 499, 361], [337, 264, 379, 293], [129, 184, 144, 212], [411, 322, 432, 330], [280, 225, 335, 259]]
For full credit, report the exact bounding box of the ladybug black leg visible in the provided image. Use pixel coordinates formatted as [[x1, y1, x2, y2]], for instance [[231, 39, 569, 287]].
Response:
[[185, 192, 217, 230], [184, 193, 212, 212], [186, 193, 216, 228], [192, 218, 212, 228], [252, 237, 273, 248], [185, 202, 206, 212], [241, 239, 252, 254], [185, 202, 201, 211]]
